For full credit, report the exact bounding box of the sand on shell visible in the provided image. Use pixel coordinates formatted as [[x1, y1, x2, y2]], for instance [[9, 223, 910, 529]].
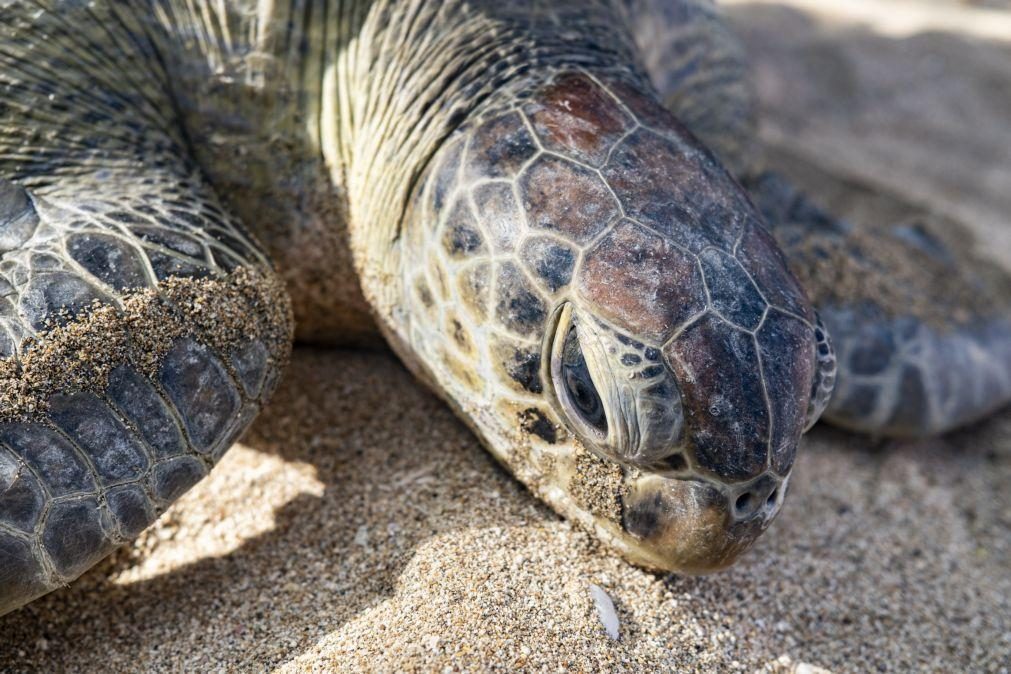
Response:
[[1, 2, 1009, 672]]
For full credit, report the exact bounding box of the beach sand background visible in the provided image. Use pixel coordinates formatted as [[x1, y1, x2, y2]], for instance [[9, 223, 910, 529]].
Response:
[[1, 1, 1009, 671]]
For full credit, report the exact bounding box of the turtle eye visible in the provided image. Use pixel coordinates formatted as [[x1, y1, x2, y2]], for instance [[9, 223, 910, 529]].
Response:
[[561, 327, 608, 434]]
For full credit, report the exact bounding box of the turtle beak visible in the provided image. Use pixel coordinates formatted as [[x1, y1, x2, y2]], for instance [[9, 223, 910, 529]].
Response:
[[617, 473, 785, 574]]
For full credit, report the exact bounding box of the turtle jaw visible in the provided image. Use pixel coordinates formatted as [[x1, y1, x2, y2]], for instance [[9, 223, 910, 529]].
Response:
[[541, 300, 791, 573], [615, 471, 788, 574]]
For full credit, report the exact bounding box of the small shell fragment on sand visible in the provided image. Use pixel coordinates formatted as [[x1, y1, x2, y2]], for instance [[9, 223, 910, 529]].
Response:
[[589, 583, 620, 640]]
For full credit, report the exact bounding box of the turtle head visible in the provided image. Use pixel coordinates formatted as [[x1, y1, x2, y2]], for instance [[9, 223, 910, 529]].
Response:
[[401, 71, 834, 573]]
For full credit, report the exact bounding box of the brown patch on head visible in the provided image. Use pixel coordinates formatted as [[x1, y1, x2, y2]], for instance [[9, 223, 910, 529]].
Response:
[[523, 73, 634, 167], [457, 263, 490, 323], [662, 314, 769, 481], [466, 111, 539, 180], [520, 155, 620, 244], [602, 128, 748, 254], [598, 76, 674, 130], [578, 220, 707, 343], [569, 446, 626, 524]]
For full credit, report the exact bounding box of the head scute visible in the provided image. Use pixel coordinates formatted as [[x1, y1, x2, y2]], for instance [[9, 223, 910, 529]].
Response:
[[403, 69, 824, 573]]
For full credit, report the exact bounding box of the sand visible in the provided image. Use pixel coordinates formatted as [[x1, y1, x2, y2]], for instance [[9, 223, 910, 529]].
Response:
[[1, 2, 1009, 672]]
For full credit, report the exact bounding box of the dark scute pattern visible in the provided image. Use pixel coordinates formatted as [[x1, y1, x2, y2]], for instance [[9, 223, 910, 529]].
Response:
[[48, 392, 150, 485], [664, 314, 769, 480], [1, 423, 95, 496], [467, 111, 538, 179], [520, 155, 619, 243], [66, 232, 150, 291], [736, 222, 813, 322], [495, 340, 543, 394], [756, 311, 814, 474], [601, 128, 745, 253], [130, 225, 204, 258], [0, 329, 15, 358], [106, 364, 186, 459], [699, 247, 767, 330], [230, 339, 269, 398], [212, 402, 258, 462], [0, 531, 47, 611], [105, 484, 155, 539], [207, 228, 257, 265], [30, 252, 62, 270], [208, 246, 244, 272], [523, 73, 633, 167], [0, 447, 45, 533], [519, 408, 557, 444], [41, 497, 114, 578], [579, 220, 706, 342], [0, 179, 40, 251], [441, 198, 485, 259], [151, 456, 206, 506], [146, 250, 212, 281], [159, 337, 241, 454], [18, 271, 112, 331], [494, 263, 547, 338], [521, 237, 575, 293]]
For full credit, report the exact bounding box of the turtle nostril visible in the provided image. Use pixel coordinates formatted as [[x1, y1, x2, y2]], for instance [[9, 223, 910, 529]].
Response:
[[734, 484, 781, 521], [734, 491, 758, 518]]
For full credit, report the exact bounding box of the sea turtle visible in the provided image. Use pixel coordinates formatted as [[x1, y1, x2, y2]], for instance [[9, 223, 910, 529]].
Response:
[[1, 0, 1008, 616]]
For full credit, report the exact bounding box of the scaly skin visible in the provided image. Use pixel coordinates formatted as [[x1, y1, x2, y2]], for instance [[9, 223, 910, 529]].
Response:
[[393, 70, 820, 571], [0, 0, 1007, 616]]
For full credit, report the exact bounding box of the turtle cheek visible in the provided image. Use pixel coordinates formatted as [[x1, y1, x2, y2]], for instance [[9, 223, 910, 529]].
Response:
[[620, 476, 769, 574]]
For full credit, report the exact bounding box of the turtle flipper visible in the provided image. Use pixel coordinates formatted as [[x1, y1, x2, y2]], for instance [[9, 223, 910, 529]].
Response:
[[621, 0, 759, 176], [0, 6, 292, 615], [0, 177, 292, 616], [745, 169, 1011, 436]]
